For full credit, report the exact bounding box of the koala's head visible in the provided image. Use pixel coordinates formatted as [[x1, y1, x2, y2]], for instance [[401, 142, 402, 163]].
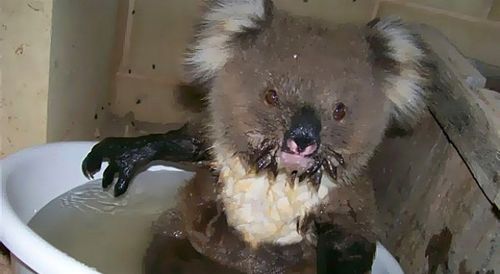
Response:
[[185, 0, 432, 182]]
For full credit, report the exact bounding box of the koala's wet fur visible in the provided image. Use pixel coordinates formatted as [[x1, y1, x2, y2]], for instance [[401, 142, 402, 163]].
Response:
[[82, 0, 437, 273]]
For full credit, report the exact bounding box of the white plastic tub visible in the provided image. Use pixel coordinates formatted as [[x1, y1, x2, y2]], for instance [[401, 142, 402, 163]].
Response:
[[1, 142, 405, 274]]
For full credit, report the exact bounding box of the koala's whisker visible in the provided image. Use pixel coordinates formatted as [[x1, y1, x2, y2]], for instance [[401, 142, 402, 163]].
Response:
[[331, 151, 345, 166], [323, 158, 338, 180]]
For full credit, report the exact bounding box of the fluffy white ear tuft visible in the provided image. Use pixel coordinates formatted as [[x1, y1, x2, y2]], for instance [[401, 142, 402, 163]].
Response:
[[368, 17, 432, 125], [185, 0, 271, 84]]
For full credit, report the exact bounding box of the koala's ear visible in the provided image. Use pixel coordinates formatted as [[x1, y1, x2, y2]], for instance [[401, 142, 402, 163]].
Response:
[[366, 17, 433, 127], [184, 0, 273, 85]]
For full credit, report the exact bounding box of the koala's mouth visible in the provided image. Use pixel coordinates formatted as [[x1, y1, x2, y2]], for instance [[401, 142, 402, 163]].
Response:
[[250, 138, 344, 184], [279, 151, 315, 172], [278, 138, 319, 172]]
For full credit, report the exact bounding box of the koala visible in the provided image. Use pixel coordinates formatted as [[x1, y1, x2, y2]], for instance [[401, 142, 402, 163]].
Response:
[[81, 0, 435, 273]]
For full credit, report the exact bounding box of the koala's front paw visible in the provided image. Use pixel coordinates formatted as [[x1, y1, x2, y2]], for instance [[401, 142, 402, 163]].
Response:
[[82, 137, 159, 197], [82, 124, 208, 197]]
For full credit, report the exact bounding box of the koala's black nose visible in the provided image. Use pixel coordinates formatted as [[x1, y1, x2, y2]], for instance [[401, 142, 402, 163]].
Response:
[[284, 106, 321, 155]]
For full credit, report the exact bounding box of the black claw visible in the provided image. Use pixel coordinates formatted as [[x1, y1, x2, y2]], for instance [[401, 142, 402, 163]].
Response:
[[81, 160, 91, 179], [323, 158, 337, 180], [114, 177, 129, 197], [81, 153, 102, 179], [102, 165, 116, 189]]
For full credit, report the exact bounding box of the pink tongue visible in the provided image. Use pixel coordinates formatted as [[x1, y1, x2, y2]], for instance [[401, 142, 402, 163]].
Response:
[[279, 152, 314, 172]]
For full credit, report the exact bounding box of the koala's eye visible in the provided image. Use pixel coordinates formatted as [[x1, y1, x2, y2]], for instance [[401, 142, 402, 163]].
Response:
[[333, 102, 346, 121], [264, 89, 279, 106]]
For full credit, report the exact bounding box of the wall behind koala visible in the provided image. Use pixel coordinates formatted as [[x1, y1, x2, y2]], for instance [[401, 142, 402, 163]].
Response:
[[47, 0, 119, 142], [1, 0, 120, 156], [273, 0, 378, 24], [1, 0, 53, 157], [109, 0, 201, 125], [46, 0, 119, 142]]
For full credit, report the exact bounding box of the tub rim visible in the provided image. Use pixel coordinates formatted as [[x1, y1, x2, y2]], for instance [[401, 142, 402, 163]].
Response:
[[1, 142, 102, 274]]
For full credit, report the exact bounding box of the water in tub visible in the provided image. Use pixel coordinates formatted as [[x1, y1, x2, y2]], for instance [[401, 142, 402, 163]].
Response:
[[28, 169, 193, 274]]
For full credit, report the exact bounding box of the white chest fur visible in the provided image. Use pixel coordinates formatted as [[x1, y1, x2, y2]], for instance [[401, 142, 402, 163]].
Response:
[[218, 156, 337, 246]]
